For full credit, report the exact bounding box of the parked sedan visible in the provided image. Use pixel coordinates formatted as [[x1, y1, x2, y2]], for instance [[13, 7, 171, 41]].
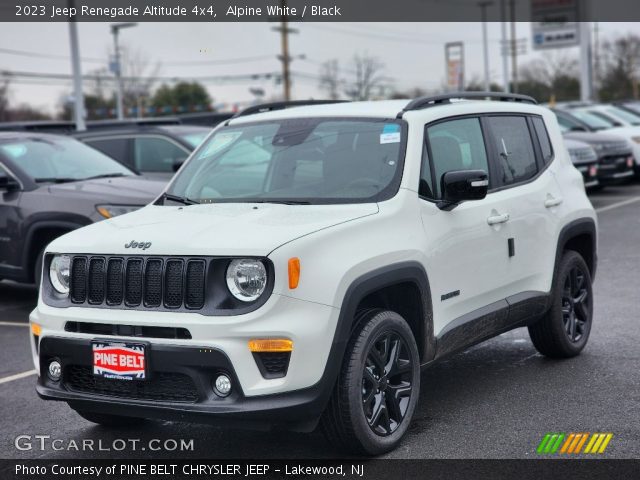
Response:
[[564, 138, 599, 188], [0, 132, 164, 285], [553, 108, 640, 176]]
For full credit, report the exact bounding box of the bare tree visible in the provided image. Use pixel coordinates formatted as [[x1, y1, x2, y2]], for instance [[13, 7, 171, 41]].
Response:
[[344, 54, 388, 101], [118, 45, 162, 114], [598, 34, 640, 100], [319, 59, 340, 100]]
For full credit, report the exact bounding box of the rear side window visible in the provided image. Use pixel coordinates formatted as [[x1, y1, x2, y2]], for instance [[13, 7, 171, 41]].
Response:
[[423, 117, 489, 199], [532, 117, 553, 164], [85, 138, 130, 165], [486, 116, 537, 186], [133, 137, 189, 172]]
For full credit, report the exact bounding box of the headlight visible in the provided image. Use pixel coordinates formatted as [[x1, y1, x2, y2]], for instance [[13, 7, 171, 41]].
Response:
[[96, 205, 141, 219], [226, 259, 267, 302], [632, 136, 640, 144], [49, 255, 71, 295]]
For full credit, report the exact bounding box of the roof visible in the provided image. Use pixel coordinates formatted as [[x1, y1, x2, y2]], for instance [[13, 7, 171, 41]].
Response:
[[0, 131, 66, 142]]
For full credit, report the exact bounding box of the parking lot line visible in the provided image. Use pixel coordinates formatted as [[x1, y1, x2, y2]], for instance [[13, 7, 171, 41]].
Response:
[[595, 196, 640, 213], [0, 321, 29, 327], [0, 369, 36, 385]]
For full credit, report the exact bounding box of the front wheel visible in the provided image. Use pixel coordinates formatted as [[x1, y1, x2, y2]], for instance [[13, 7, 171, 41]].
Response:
[[528, 250, 593, 358], [320, 310, 420, 456]]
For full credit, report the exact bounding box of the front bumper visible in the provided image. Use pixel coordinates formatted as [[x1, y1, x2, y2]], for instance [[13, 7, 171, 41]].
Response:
[[36, 337, 331, 431], [30, 293, 343, 428]]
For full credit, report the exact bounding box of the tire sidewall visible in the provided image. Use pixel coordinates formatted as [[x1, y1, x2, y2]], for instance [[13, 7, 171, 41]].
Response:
[[345, 311, 420, 455], [549, 252, 593, 354]]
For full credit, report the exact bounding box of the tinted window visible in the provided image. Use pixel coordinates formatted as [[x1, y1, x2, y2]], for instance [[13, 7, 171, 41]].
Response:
[[487, 116, 537, 186], [425, 117, 489, 199], [0, 137, 133, 182], [134, 137, 189, 172], [167, 119, 404, 204], [85, 138, 129, 164], [532, 117, 553, 164]]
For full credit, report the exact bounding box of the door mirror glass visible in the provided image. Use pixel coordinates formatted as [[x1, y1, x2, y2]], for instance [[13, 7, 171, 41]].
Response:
[[439, 169, 488, 210]]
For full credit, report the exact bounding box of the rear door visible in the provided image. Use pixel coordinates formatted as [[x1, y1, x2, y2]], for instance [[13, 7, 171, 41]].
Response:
[[484, 114, 562, 300]]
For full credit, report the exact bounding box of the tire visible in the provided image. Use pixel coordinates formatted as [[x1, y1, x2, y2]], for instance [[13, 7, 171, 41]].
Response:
[[73, 409, 146, 428], [528, 250, 593, 358], [320, 310, 420, 456]]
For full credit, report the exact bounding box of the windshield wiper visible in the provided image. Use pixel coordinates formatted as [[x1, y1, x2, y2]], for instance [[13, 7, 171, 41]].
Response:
[[251, 200, 311, 205], [81, 173, 129, 180], [159, 193, 200, 206], [34, 177, 78, 184]]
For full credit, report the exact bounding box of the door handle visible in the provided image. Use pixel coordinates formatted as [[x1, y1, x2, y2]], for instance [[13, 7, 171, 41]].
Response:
[[544, 196, 563, 208], [487, 213, 510, 225]]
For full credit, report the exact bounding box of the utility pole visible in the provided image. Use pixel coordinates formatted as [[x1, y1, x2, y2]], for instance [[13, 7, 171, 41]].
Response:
[[68, 0, 85, 131], [509, 0, 518, 93], [593, 22, 600, 98], [579, 21, 593, 102], [478, 1, 493, 92], [271, 0, 297, 101], [110, 22, 137, 120], [500, 0, 509, 93]]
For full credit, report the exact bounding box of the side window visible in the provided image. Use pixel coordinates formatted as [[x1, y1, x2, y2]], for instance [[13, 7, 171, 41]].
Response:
[[424, 117, 489, 199], [486, 116, 538, 186], [85, 138, 129, 165], [133, 137, 189, 172], [532, 117, 553, 164]]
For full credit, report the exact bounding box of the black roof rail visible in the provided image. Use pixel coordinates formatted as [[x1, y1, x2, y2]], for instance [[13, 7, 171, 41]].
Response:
[[233, 100, 349, 118], [398, 91, 537, 117]]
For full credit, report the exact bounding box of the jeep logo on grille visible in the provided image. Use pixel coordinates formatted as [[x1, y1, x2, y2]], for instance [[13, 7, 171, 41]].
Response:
[[124, 240, 152, 250]]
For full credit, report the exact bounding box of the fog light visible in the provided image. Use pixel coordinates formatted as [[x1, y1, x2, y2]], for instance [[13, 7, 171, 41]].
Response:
[[48, 360, 62, 382], [214, 374, 232, 397]]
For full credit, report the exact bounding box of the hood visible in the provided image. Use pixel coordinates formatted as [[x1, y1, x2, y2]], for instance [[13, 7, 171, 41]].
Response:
[[563, 131, 629, 145], [48, 202, 379, 257], [47, 176, 165, 204], [597, 126, 640, 139]]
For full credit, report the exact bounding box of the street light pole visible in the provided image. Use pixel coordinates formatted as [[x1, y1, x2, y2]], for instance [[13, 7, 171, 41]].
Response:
[[500, 0, 509, 93], [68, 0, 85, 131], [110, 22, 137, 120], [478, 1, 493, 92]]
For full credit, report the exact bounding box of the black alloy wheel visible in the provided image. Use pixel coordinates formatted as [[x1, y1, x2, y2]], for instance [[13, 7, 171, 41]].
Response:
[[362, 331, 414, 436]]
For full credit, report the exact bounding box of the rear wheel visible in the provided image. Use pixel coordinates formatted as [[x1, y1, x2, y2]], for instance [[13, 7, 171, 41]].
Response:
[[321, 310, 420, 456], [73, 408, 146, 427], [528, 250, 593, 358]]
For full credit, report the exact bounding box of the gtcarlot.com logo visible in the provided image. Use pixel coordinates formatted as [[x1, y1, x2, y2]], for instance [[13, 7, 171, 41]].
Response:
[[537, 432, 613, 455]]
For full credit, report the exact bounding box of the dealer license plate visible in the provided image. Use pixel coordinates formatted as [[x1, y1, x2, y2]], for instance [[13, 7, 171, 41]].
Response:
[[92, 341, 146, 380]]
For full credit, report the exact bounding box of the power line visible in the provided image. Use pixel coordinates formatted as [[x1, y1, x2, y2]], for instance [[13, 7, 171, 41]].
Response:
[[0, 47, 104, 63]]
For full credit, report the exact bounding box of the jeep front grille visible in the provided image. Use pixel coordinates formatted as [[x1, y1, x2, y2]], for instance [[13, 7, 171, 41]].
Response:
[[70, 255, 207, 311]]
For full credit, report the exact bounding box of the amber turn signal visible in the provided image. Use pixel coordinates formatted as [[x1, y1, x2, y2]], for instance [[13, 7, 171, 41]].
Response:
[[288, 257, 300, 289], [248, 339, 293, 353], [31, 323, 42, 336]]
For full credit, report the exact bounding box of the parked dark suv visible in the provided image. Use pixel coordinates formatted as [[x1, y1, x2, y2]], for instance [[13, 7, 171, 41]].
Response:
[[0, 132, 164, 285], [74, 124, 212, 180]]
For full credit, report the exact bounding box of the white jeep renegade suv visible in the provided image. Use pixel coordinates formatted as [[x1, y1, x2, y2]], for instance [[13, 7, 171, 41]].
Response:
[[31, 93, 597, 455]]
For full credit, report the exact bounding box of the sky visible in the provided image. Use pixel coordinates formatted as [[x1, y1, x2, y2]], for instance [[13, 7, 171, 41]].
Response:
[[0, 21, 638, 115]]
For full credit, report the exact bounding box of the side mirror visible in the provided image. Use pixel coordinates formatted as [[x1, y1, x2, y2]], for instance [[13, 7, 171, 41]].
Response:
[[0, 174, 20, 192], [438, 169, 488, 211]]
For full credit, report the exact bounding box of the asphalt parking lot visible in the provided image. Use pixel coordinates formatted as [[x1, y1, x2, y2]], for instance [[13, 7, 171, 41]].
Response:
[[1, 183, 639, 460]]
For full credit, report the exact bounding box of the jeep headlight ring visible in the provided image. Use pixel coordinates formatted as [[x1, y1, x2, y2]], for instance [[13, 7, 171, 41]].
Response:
[[49, 254, 71, 295], [226, 259, 267, 302]]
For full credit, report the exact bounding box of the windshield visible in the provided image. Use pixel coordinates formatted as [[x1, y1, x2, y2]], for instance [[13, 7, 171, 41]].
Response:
[[571, 110, 615, 130], [0, 136, 134, 182], [604, 106, 640, 125], [166, 118, 406, 204]]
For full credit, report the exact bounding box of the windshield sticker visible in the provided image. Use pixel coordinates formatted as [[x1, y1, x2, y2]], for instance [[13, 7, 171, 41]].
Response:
[[380, 124, 401, 144]]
